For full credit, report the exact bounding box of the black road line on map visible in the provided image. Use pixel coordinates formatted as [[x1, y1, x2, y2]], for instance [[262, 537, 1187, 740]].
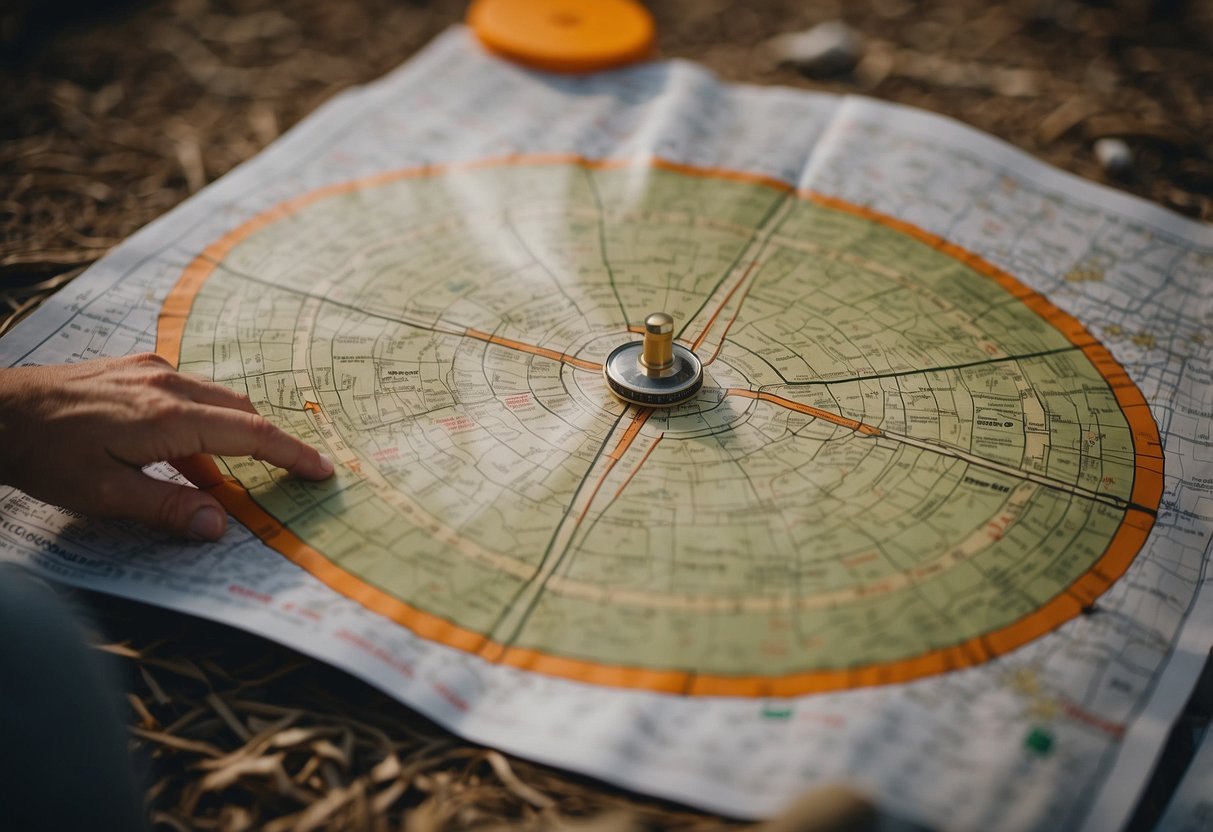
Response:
[[581, 168, 631, 328], [779, 346, 1082, 387], [751, 342, 1161, 513], [503, 207, 593, 323], [485, 407, 629, 644], [203, 256, 459, 334], [868, 431, 1156, 516], [569, 404, 757, 563], [501, 408, 664, 652], [275, 477, 371, 532], [202, 257, 600, 374], [674, 191, 789, 342]]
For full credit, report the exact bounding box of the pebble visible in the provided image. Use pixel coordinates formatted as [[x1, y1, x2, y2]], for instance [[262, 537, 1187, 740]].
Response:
[[766, 21, 863, 76], [1094, 137, 1133, 177]]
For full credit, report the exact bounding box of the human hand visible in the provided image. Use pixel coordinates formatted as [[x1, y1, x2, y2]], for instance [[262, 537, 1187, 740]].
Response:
[[0, 353, 333, 540]]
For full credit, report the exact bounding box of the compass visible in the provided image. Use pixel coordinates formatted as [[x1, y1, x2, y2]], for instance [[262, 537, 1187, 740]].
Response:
[[603, 312, 704, 408]]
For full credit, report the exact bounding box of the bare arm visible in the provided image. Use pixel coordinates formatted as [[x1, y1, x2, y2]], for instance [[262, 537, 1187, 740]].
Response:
[[0, 353, 333, 540]]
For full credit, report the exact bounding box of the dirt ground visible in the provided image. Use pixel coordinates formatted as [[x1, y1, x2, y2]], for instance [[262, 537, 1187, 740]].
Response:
[[1, 1, 1210, 829]]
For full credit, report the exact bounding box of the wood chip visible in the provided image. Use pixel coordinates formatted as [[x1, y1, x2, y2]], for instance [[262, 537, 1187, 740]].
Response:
[[481, 750, 555, 811], [370, 753, 401, 784], [140, 655, 211, 683], [370, 778, 407, 814], [271, 726, 330, 750], [163, 705, 208, 736], [195, 713, 301, 771], [263, 780, 364, 832], [309, 738, 350, 767], [94, 642, 142, 660], [141, 666, 173, 706], [217, 805, 255, 832], [130, 726, 224, 759], [198, 752, 288, 793], [127, 692, 159, 730], [207, 693, 254, 743], [1037, 97, 1098, 144], [150, 811, 195, 832]]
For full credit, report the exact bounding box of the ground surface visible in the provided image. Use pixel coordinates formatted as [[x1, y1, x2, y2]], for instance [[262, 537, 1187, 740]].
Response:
[[1, 0, 1210, 829]]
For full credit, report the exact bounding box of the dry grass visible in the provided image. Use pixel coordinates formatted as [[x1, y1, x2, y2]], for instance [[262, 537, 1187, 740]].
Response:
[[2, 0, 1210, 322], [87, 596, 736, 832]]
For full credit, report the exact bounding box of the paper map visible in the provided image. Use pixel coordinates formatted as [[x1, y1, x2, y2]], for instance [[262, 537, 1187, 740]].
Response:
[[2, 28, 1211, 831]]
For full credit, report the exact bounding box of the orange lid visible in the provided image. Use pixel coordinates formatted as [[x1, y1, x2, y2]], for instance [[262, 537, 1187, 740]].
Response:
[[468, 0, 656, 74]]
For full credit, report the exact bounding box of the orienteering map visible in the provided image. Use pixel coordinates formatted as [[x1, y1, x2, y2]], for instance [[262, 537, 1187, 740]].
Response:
[[162, 157, 1161, 694]]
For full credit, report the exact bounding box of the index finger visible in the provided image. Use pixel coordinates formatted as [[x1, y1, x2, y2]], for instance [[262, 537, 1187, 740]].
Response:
[[182, 406, 335, 481], [177, 375, 261, 415]]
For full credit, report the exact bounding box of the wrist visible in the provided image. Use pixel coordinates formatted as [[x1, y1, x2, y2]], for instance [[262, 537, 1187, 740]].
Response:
[[0, 368, 33, 488]]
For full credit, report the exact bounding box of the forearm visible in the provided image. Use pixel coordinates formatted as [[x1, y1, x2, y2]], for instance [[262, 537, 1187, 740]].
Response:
[[0, 366, 39, 489]]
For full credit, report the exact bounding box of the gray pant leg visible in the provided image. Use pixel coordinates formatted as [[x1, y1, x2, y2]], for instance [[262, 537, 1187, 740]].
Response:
[[0, 565, 148, 831]]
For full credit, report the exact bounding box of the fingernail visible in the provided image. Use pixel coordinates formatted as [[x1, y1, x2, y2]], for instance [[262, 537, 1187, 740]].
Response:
[[189, 506, 225, 540], [317, 452, 334, 477]]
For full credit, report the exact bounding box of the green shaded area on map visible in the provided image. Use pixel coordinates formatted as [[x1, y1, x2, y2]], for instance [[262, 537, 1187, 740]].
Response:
[[179, 163, 1144, 678]]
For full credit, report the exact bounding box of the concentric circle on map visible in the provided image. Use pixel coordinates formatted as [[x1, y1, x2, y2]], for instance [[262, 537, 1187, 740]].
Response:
[[158, 157, 1163, 696]]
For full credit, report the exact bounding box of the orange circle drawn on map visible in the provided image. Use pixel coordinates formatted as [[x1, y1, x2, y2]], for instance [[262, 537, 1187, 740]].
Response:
[[468, 0, 655, 74], [157, 155, 1164, 698]]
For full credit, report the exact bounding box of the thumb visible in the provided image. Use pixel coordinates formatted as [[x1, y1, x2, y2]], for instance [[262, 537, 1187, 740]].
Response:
[[98, 469, 229, 541]]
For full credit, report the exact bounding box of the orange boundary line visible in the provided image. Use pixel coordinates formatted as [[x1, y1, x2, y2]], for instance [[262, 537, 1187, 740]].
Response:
[[727, 389, 882, 437], [464, 328, 602, 372], [613, 433, 663, 501], [574, 409, 651, 526], [691, 259, 759, 352], [698, 259, 765, 368], [157, 154, 1163, 698]]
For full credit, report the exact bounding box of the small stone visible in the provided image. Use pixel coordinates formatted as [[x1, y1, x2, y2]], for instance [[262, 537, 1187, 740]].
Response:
[[766, 21, 863, 76], [1094, 137, 1133, 177]]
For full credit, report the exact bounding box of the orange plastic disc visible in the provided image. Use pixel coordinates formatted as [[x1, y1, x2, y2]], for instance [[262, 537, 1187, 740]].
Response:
[[468, 0, 656, 74]]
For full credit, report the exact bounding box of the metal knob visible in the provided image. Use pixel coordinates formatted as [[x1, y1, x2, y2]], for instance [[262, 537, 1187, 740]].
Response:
[[603, 311, 703, 408], [641, 312, 675, 375]]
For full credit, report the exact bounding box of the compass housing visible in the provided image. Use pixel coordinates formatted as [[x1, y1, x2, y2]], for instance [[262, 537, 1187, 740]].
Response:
[[604, 340, 703, 407]]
